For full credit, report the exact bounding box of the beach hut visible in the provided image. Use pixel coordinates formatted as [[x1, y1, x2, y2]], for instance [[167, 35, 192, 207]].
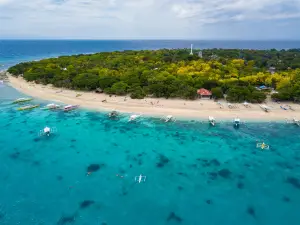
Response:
[[197, 88, 212, 99]]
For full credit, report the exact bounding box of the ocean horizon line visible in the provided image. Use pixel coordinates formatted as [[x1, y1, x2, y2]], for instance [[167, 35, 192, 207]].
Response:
[[1, 39, 300, 42]]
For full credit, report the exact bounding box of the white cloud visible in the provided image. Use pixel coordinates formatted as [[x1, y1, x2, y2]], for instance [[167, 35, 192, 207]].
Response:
[[0, 0, 299, 39]]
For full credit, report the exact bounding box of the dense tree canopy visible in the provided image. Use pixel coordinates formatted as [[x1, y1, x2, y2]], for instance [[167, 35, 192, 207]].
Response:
[[8, 48, 300, 102]]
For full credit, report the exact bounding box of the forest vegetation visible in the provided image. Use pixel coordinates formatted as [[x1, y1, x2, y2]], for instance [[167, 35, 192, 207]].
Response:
[[7, 48, 300, 103]]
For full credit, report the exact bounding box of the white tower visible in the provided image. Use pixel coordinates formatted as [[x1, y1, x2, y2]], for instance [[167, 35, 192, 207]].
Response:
[[198, 50, 203, 58], [190, 44, 193, 55]]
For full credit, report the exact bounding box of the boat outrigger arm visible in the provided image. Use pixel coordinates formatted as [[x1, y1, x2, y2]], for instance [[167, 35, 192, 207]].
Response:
[[256, 142, 270, 150], [135, 174, 146, 183]]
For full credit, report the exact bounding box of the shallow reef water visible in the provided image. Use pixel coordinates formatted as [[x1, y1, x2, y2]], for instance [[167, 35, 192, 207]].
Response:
[[0, 86, 300, 225]]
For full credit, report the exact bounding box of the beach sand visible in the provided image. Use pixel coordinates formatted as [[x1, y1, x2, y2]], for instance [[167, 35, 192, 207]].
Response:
[[8, 75, 300, 121]]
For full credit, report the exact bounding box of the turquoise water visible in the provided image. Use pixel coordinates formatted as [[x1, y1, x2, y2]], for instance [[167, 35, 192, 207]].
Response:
[[1, 85, 300, 225]]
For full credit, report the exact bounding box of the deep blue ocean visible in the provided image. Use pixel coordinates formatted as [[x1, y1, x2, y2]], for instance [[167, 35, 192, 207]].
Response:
[[1, 40, 300, 69], [1, 40, 300, 225]]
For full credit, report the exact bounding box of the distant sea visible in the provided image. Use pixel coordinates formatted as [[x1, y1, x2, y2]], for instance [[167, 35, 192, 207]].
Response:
[[1, 40, 300, 69], [1, 40, 300, 225]]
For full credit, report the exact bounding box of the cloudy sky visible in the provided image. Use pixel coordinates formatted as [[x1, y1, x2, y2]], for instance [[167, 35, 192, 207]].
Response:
[[0, 0, 300, 39]]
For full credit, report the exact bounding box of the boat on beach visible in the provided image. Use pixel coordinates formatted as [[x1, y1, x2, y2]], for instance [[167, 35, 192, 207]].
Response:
[[41, 103, 61, 110], [259, 104, 271, 112], [13, 98, 33, 104], [63, 105, 79, 112], [208, 116, 216, 126], [17, 104, 39, 111]]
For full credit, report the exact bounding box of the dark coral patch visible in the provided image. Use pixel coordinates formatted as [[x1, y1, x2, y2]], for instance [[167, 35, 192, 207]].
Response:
[[9, 151, 20, 159], [247, 206, 256, 218], [177, 172, 188, 177], [282, 196, 290, 202], [209, 172, 218, 180], [57, 175, 63, 181], [79, 200, 95, 209], [33, 138, 40, 142], [286, 177, 300, 189], [87, 163, 105, 173], [210, 159, 221, 166], [206, 199, 212, 205], [156, 154, 169, 168], [167, 212, 182, 223], [237, 182, 244, 189], [177, 186, 183, 191], [57, 214, 76, 225], [218, 169, 231, 179]]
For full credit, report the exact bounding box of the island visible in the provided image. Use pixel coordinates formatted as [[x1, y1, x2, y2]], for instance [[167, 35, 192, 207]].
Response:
[[7, 48, 300, 102], [6, 48, 300, 120]]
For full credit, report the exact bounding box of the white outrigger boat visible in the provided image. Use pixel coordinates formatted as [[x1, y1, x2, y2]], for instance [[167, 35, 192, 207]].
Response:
[[38, 126, 57, 137], [41, 103, 61, 110], [17, 104, 39, 111], [259, 104, 271, 112], [108, 110, 118, 118], [13, 98, 33, 104], [165, 115, 175, 122], [135, 174, 146, 183], [63, 105, 79, 112], [256, 142, 269, 150], [243, 101, 250, 108], [233, 117, 241, 127], [129, 114, 141, 122], [286, 118, 300, 126], [208, 116, 216, 126]]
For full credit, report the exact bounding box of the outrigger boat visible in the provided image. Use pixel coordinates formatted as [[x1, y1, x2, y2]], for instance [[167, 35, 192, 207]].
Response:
[[256, 142, 269, 150], [63, 105, 79, 112], [38, 126, 57, 137], [129, 114, 141, 122], [233, 117, 240, 127], [108, 110, 118, 118], [135, 174, 146, 183], [259, 104, 271, 112], [13, 98, 32, 104], [41, 103, 61, 110], [18, 104, 39, 111], [286, 118, 300, 126], [208, 116, 216, 126], [165, 115, 175, 122]]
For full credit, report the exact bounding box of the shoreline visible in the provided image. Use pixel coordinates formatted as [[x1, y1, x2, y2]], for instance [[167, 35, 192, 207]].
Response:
[[8, 75, 300, 121]]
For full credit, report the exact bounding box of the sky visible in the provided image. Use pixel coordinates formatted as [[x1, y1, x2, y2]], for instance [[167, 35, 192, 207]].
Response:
[[0, 0, 300, 39]]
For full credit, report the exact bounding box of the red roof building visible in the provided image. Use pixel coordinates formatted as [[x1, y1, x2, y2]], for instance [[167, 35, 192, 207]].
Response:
[[197, 88, 212, 96]]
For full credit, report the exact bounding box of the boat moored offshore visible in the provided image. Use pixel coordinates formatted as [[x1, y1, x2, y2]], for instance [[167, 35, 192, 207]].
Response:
[[63, 105, 79, 112], [17, 104, 39, 111], [13, 98, 33, 104], [41, 103, 61, 110]]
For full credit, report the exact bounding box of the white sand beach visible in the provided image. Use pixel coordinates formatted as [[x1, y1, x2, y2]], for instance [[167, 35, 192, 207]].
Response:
[[8, 76, 300, 121]]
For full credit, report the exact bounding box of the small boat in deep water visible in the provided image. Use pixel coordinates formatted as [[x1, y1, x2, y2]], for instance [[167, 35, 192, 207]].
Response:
[[63, 105, 79, 112], [13, 98, 33, 104], [17, 104, 39, 111]]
